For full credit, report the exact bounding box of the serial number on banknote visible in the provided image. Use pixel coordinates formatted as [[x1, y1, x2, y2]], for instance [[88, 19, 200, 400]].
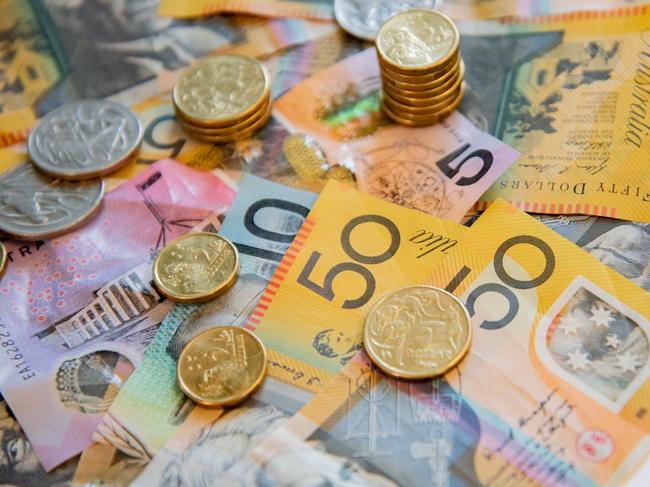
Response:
[[0, 323, 35, 381]]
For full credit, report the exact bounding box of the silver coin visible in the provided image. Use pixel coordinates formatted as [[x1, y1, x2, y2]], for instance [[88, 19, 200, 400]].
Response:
[[27, 100, 143, 180], [0, 163, 105, 240], [334, 0, 442, 41]]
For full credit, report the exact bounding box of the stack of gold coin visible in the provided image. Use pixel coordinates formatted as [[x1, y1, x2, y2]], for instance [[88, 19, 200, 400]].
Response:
[[173, 54, 272, 144], [376, 9, 465, 127]]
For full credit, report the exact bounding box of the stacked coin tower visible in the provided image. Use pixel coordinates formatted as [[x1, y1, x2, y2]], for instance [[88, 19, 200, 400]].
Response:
[[376, 9, 465, 127], [173, 54, 272, 144]]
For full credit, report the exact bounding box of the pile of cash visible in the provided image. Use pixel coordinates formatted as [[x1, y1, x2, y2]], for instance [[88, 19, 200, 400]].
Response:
[[0, 1, 649, 487], [0, 100, 143, 241], [172, 55, 273, 143], [377, 10, 466, 126]]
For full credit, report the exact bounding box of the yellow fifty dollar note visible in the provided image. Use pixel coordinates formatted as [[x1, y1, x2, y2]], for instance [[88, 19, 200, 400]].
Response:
[[466, 8, 650, 222], [425, 199, 650, 484], [442, 0, 647, 19], [246, 180, 467, 392], [157, 0, 333, 19]]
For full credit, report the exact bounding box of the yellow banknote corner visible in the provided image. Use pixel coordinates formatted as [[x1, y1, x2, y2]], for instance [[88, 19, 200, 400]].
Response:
[[478, 8, 650, 223]]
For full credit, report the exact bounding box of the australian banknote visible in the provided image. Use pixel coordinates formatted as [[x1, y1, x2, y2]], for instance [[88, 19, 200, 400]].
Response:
[[0, 394, 77, 486], [464, 212, 650, 293], [241, 199, 650, 487], [127, 30, 364, 191], [456, 7, 650, 223], [157, 0, 333, 19], [0, 0, 334, 147], [126, 181, 468, 485], [539, 215, 649, 292], [442, 0, 649, 19], [274, 9, 650, 223], [96, 175, 317, 464], [87, 179, 467, 484], [73, 441, 144, 487], [131, 375, 314, 486], [0, 160, 235, 470], [274, 48, 521, 222], [71, 209, 235, 486], [0, 30, 361, 194], [243, 180, 466, 393]]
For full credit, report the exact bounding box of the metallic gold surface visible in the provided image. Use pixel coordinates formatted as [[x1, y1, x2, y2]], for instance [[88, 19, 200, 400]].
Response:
[[382, 65, 464, 105], [177, 97, 271, 137], [377, 49, 459, 80], [153, 232, 239, 304], [382, 82, 465, 126], [0, 242, 6, 279], [382, 75, 463, 112], [177, 326, 267, 408], [364, 285, 471, 379], [173, 54, 270, 126], [383, 88, 460, 116], [181, 102, 273, 144], [376, 9, 459, 72], [381, 60, 464, 94]]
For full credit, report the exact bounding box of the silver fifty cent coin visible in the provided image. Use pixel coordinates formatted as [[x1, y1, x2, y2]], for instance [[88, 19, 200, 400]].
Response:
[[27, 100, 143, 180], [0, 163, 105, 240], [334, 0, 442, 41]]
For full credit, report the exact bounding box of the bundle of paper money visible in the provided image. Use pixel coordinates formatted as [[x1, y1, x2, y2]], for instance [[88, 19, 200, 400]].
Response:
[[0, 1, 648, 486]]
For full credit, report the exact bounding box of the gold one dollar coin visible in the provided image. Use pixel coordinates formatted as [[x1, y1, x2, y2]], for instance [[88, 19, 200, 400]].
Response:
[[153, 232, 239, 304], [178, 326, 268, 407], [364, 285, 471, 379]]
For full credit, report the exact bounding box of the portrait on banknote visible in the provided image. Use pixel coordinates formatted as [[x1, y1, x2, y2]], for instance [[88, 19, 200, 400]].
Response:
[[312, 328, 363, 366], [0, 396, 75, 486], [541, 216, 650, 291]]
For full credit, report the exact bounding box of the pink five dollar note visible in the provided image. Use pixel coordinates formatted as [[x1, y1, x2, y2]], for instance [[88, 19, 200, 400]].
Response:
[[273, 48, 521, 223], [0, 159, 235, 470]]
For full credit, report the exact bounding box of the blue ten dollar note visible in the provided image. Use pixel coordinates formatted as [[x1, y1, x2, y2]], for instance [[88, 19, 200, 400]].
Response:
[[105, 174, 317, 454]]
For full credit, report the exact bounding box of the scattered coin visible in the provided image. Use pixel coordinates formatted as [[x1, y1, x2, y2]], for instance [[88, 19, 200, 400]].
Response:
[[0, 242, 6, 279], [27, 100, 143, 180], [364, 285, 472, 379], [0, 163, 105, 240], [376, 9, 466, 126], [173, 54, 272, 143], [177, 326, 268, 407], [153, 232, 239, 304]]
